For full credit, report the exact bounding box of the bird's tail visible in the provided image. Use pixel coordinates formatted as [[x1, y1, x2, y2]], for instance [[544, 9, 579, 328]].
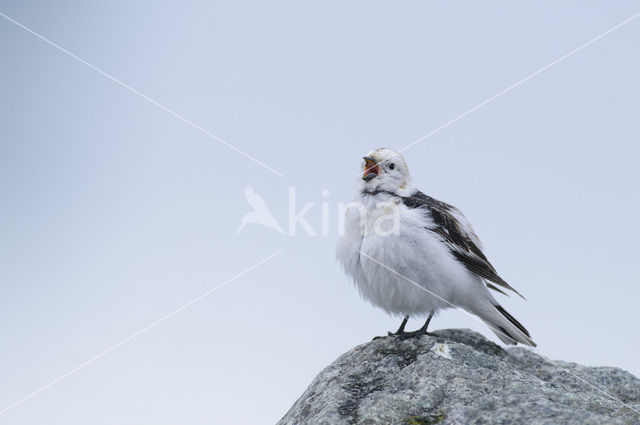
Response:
[[472, 302, 536, 347]]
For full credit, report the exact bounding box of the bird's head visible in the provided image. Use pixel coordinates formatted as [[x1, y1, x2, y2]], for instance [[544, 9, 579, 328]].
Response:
[[360, 148, 412, 194]]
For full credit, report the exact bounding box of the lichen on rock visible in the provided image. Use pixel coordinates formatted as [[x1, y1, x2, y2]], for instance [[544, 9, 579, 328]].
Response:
[[278, 329, 640, 425]]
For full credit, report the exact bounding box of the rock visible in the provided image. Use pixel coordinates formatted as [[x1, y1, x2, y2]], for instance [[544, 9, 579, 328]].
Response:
[[278, 329, 640, 425]]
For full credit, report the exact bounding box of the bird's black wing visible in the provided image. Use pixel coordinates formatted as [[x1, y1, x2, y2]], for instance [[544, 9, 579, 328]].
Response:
[[401, 190, 524, 299]]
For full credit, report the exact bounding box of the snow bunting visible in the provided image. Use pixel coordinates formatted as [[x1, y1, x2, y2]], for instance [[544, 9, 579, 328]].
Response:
[[336, 148, 535, 346]]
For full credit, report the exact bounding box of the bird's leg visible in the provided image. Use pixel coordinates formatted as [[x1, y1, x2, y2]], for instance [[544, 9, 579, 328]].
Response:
[[397, 310, 435, 340], [387, 315, 409, 336], [373, 315, 409, 340]]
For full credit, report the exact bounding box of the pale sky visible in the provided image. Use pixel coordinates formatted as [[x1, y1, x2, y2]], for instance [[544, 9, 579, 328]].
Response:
[[1, 1, 639, 424]]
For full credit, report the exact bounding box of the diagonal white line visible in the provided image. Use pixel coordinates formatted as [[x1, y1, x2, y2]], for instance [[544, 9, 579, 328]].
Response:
[[0, 250, 283, 416], [357, 10, 640, 176], [0, 11, 283, 177], [358, 250, 640, 416], [399, 10, 640, 154]]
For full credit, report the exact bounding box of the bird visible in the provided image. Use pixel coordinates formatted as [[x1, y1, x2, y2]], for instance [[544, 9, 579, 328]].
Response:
[[336, 148, 535, 346], [236, 186, 285, 235]]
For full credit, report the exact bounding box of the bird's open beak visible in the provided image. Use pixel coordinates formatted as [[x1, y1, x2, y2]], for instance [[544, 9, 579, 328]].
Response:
[[362, 156, 379, 182]]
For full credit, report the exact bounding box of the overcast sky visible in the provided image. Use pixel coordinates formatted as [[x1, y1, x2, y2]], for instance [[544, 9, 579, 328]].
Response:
[[1, 1, 639, 424]]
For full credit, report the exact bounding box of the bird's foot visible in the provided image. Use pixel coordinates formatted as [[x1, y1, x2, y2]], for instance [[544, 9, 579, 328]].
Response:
[[372, 329, 409, 340], [395, 330, 436, 340]]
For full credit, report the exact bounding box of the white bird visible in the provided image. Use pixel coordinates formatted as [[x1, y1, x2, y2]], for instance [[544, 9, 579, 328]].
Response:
[[336, 148, 535, 346]]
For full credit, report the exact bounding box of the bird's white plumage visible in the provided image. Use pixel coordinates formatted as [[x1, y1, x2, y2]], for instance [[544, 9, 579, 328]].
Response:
[[337, 148, 535, 346], [338, 187, 481, 316]]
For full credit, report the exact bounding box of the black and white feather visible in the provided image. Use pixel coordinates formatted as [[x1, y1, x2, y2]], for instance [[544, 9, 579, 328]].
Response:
[[402, 190, 525, 299]]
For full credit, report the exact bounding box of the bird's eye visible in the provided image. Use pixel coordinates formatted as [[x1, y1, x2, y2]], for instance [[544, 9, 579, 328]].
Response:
[[389, 163, 395, 170]]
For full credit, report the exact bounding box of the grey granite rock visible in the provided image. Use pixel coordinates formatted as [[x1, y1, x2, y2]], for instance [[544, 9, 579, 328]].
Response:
[[278, 329, 640, 425]]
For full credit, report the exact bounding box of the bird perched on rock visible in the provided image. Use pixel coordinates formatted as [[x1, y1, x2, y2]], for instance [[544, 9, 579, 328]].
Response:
[[336, 148, 535, 346]]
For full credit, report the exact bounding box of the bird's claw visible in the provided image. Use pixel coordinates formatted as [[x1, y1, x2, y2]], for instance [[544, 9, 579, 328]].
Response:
[[395, 331, 437, 340], [396, 331, 420, 340], [373, 330, 407, 340]]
